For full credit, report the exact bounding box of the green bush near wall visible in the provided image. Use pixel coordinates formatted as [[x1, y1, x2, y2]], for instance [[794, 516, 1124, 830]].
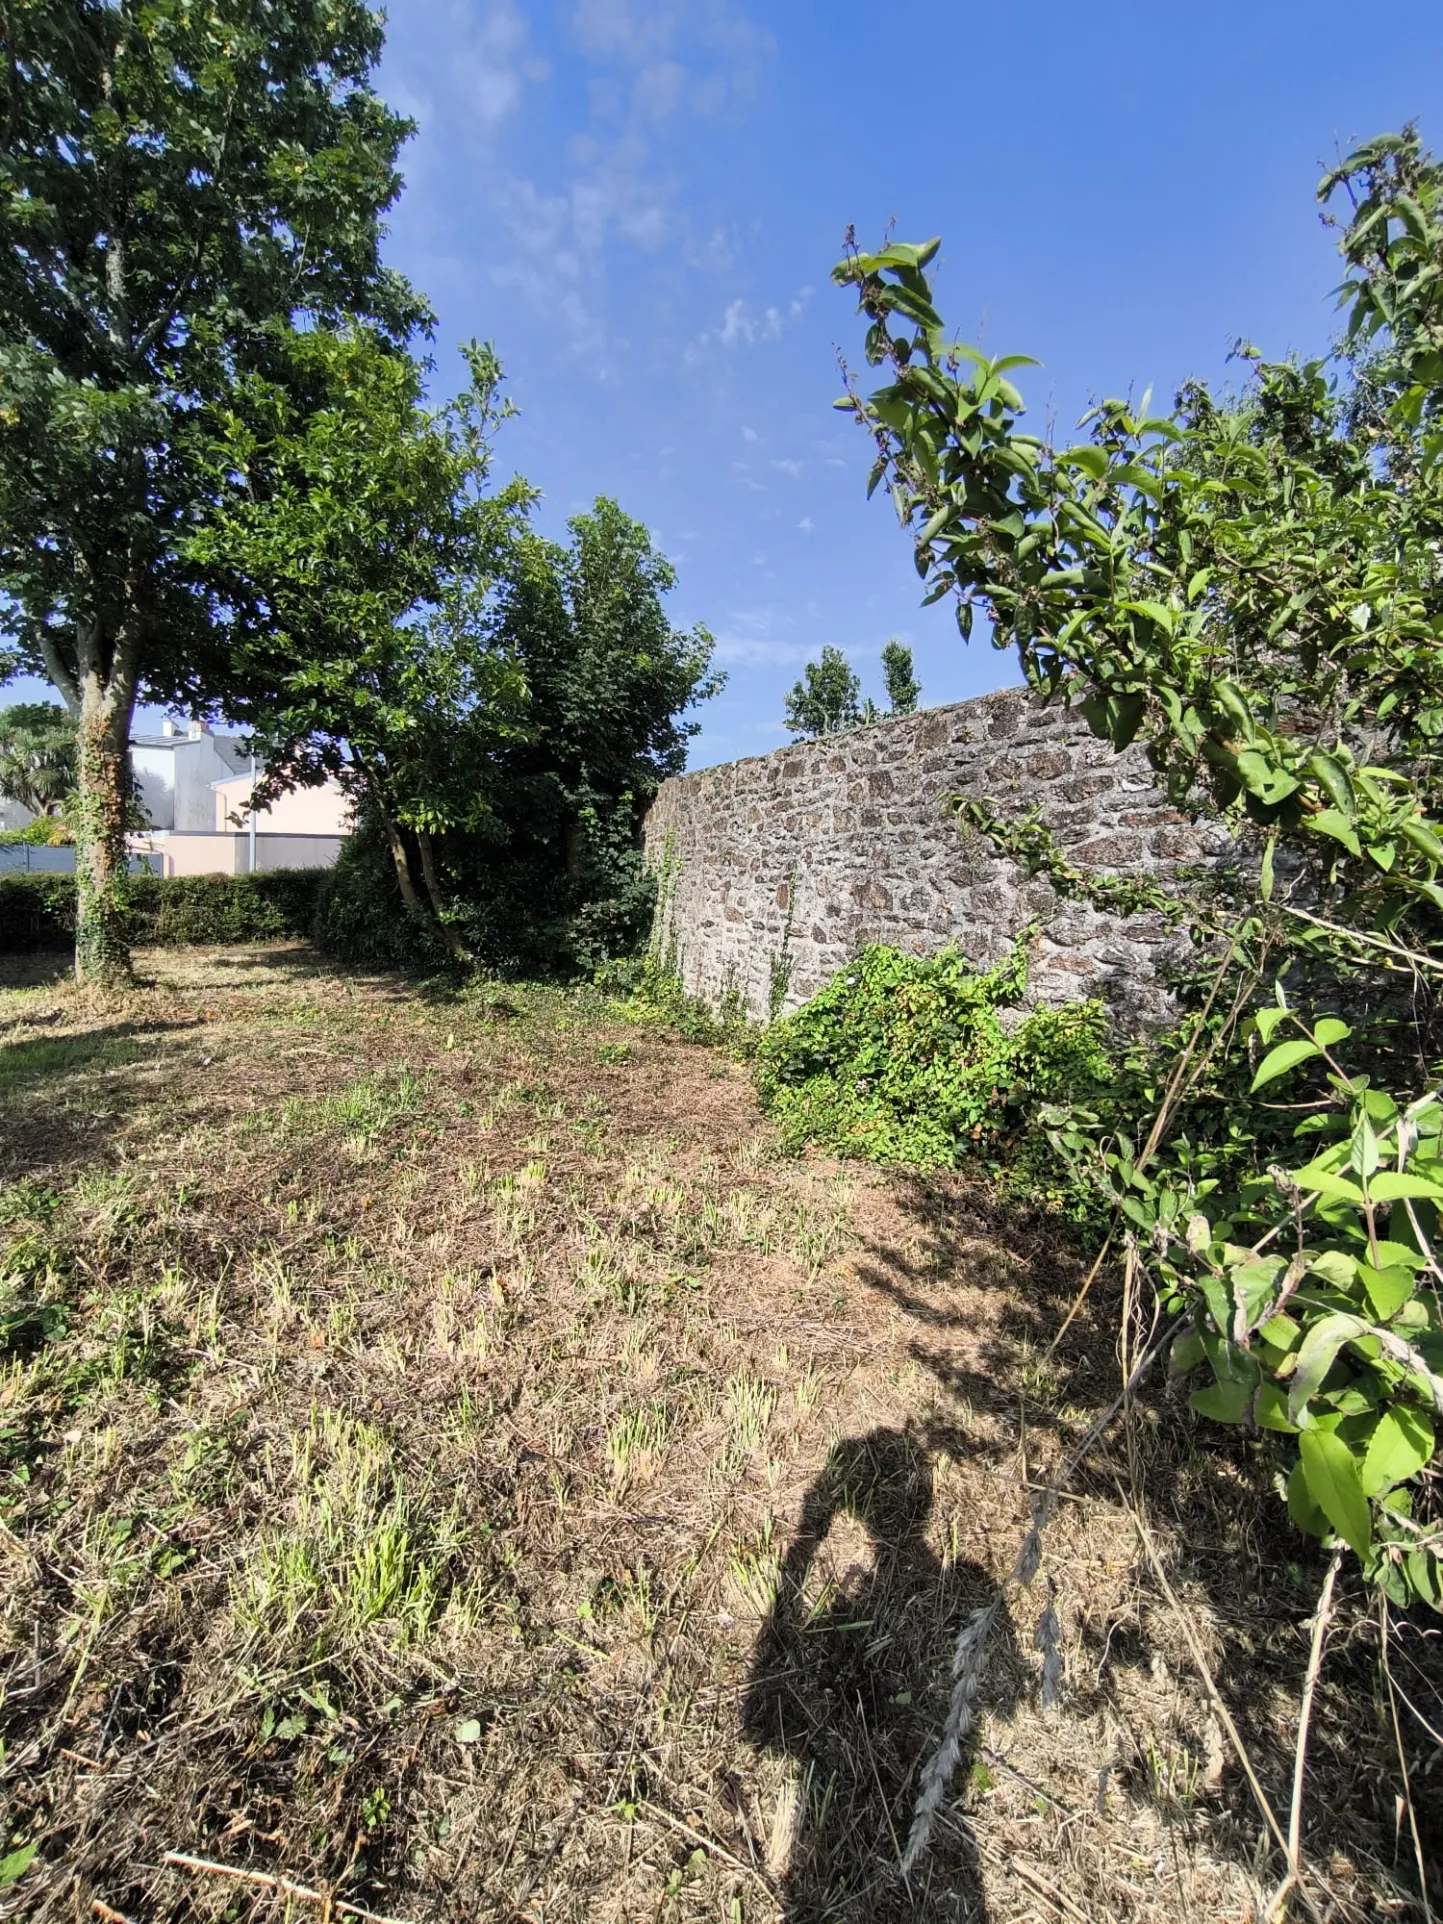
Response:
[[0, 869, 329, 953]]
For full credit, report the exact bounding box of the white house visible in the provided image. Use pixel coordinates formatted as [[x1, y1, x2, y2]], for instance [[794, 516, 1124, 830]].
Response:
[[127, 721, 351, 876], [1, 716, 352, 875], [130, 719, 251, 830]]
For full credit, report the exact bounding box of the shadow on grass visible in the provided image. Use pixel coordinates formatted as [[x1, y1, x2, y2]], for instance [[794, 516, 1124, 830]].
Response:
[[0, 1029, 147, 1091], [0, 1018, 202, 1184], [743, 1424, 1015, 1922], [0, 949, 72, 990]]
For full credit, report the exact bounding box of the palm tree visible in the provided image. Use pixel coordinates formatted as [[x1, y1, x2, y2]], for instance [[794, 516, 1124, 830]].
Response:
[[0, 702, 78, 816]]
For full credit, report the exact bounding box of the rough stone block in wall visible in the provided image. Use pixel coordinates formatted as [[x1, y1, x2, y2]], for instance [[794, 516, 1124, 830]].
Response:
[[642, 687, 1231, 1028]]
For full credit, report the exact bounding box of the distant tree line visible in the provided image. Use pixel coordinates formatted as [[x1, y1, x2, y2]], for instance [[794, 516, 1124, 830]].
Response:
[[782, 639, 921, 740]]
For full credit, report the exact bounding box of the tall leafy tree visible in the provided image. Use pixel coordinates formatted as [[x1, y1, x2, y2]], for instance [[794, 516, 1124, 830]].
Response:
[[880, 638, 921, 715], [0, 0, 426, 979], [189, 330, 534, 957], [466, 498, 721, 969], [783, 644, 862, 738]]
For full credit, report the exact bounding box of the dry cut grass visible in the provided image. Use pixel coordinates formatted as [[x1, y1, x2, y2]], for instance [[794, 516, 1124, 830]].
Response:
[[0, 942, 1437, 1923]]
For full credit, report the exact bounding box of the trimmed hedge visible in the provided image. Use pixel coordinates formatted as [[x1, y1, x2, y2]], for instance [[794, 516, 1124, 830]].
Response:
[[0, 869, 328, 953]]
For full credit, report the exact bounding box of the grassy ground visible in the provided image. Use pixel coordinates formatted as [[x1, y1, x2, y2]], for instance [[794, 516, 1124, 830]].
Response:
[[0, 944, 1436, 1923]]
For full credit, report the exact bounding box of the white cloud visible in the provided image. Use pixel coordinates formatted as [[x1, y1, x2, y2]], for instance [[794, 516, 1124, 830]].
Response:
[[685, 223, 740, 272], [684, 297, 779, 362], [570, 0, 774, 94], [797, 516, 814, 533], [382, 1, 537, 146], [572, 0, 677, 62], [771, 458, 803, 478], [713, 635, 812, 666], [632, 60, 688, 119], [741, 424, 758, 442], [487, 175, 602, 354], [393, 0, 775, 365], [709, 604, 809, 666]]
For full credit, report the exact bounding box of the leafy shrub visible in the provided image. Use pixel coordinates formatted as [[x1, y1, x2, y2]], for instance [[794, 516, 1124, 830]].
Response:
[[612, 954, 755, 1050], [1057, 999, 1443, 1608], [312, 827, 450, 975], [0, 870, 327, 953], [312, 804, 661, 981], [0, 816, 74, 846], [754, 942, 1112, 1203]]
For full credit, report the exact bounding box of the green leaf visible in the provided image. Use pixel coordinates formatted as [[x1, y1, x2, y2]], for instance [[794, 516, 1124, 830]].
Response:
[[1307, 750, 1353, 814], [1229, 1255, 1286, 1333], [1351, 1110, 1381, 1180], [1311, 809, 1363, 858], [1190, 1377, 1254, 1423], [1400, 817, 1443, 864], [1170, 1329, 1206, 1374], [1298, 1427, 1372, 1559], [1257, 1313, 1303, 1351], [1251, 1038, 1319, 1091], [1312, 1018, 1351, 1048], [1255, 1382, 1299, 1432], [1080, 692, 1145, 747], [1289, 1311, 1365, 1425], [1357, 1263, 1416, 1319], [1360, 1406, 1434, 1495], [1286, 1456, 1328, 1538], [1056, 445, 1109, 480], [1369, 1170, 1443, 1201], [0, 1844, 36, 1888], [1254, 1004, 1287, 1043], [1371, 1239, 1425, 1271], [1292, 1162, 1366, 1204], [1404, 1549, 1443, 1609]]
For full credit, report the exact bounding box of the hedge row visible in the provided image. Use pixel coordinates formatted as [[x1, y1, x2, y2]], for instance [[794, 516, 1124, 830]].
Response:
[[0, 869, 329, 953]]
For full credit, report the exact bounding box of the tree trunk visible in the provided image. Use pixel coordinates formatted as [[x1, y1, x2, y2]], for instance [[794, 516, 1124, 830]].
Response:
[[73, 661, 136, 985], [415, 829, 467, 961], [376, 798, 424, 915]]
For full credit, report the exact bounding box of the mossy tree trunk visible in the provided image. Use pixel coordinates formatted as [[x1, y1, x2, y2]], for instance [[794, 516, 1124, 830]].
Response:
[[44, 608, 139, 986]]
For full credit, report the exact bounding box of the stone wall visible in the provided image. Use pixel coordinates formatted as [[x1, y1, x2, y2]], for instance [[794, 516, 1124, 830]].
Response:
[[642, 687, 1231, 1026]]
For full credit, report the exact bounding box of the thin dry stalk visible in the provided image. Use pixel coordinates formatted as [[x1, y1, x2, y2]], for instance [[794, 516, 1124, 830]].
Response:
[[1287, 1544, 1343, 1876], [1379, 1602, 1435, 1924], [1011, 1856, 1091, 1924], [162, 1851, 414, 1924], [1134, 932, 1258, 1174], [1281, 904, 1443, 978], [1041, 1228, 1112, 1365], [1264, 1544, 1344, 1923], [1127, 1507, 1323, 1920], [640, 1798, 772, 1890], [1043, 929, 1257, 1384]]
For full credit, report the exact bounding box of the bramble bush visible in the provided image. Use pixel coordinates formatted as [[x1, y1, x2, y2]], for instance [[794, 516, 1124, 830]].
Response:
[[755, 940, 1112, 1209]]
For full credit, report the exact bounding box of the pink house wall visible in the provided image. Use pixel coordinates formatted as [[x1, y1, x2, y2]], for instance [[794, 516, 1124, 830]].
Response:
[[211, 775, 352, 836]]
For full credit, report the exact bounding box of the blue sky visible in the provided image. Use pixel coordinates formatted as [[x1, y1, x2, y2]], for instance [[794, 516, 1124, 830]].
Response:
[[10, 0, 1443, 768], [376, 0, 1443, 767]]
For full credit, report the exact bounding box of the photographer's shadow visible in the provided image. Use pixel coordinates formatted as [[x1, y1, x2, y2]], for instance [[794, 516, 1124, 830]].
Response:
[[742, 1427, 1017, 1923]]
